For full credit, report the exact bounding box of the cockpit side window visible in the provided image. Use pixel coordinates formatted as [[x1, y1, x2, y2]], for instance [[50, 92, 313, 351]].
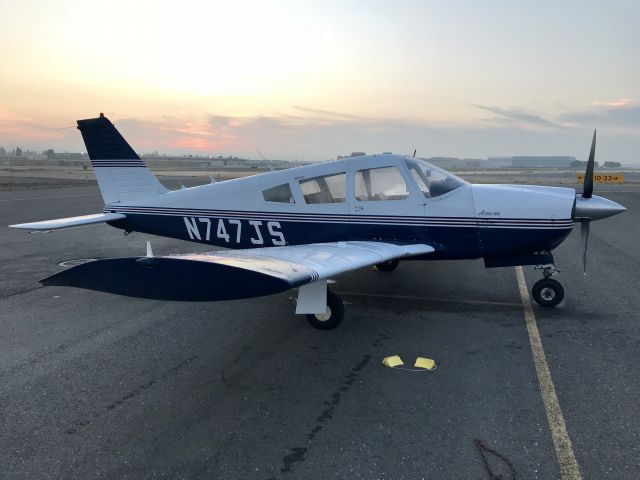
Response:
[[299, 172, 346, 204], [262, 183, 295, 203], [404, 158, 466, 198], [409, 168, 430, 197], [354, 166, 409, 201]]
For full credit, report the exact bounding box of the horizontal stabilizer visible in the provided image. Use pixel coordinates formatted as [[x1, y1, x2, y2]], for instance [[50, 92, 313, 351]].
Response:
[[40, 241, 434, 301], [9, 212, 126, 230]]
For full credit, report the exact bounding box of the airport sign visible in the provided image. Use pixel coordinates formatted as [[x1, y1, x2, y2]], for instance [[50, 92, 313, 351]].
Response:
[[577, 173, 624, 184]]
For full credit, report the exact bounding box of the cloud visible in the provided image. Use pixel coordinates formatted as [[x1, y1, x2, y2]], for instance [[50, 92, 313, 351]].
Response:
[[589, 98, 634, 108], [2, 105, 639, 163], [114, 117, 230, 152], [475, 101, 640, 132], [131, 111, 636, 163], [0, 110, 80, 150], [292, 106, 372, 122], [473, 105, 556, 126], [559, 104, 640, 127]]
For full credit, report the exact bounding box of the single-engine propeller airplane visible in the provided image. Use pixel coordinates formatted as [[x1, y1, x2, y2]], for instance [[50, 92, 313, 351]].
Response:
[[10, 114, 626, 329]]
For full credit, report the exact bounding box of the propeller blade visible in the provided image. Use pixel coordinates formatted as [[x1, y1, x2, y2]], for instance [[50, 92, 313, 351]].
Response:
[[580, 219, 590, 274], [582, 129, 596, 199]]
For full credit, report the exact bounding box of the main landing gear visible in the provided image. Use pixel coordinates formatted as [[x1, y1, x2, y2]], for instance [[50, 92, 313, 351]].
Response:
[[375, 259, 399, 272], [296, 280, 345, 330], [532, 264, 564, 307], [305, 290, 345, 330]]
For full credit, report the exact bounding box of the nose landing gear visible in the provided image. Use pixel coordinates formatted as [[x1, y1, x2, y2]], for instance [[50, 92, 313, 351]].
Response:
[[532, 264, 564, 307]]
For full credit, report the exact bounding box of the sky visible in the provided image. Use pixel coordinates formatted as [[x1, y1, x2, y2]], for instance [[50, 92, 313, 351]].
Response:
[[0, 0, 639, 163]]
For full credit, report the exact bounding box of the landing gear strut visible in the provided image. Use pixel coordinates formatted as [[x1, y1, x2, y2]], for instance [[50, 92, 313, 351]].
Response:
[[532, 264, 564, 307]]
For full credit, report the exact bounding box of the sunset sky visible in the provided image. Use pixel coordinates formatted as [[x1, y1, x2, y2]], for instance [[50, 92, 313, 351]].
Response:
[[0, 0, 638, 162]]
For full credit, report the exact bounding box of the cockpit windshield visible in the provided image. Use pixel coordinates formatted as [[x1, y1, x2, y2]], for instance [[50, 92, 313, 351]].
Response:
[[404, 158, 467, 198]]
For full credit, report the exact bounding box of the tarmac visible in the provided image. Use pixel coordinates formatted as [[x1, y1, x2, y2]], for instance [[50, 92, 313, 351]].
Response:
[[1, 176, 638, 479]]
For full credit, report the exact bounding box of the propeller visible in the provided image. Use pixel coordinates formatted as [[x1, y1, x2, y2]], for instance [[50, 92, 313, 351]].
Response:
[[578, 130, 596, 274], [582, 130, 596, 199], [580, 219, 590, 274]]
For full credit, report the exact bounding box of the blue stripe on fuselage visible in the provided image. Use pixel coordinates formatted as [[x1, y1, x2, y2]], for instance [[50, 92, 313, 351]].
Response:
[[106, 211, 573, 260], [104, 206, 573, 227]]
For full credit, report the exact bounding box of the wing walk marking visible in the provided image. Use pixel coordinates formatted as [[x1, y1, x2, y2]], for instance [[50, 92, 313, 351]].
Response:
[[515, 266, 582, 480], [179, 251, 320, 282], [175, 242, 434, 284]]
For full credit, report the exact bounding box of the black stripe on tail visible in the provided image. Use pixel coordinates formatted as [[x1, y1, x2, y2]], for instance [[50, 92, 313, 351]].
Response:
[[77, 114, 146, 166]]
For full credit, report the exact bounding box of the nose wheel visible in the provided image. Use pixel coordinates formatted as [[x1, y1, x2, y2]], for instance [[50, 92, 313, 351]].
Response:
[[532, 278, 564, 307], [532, 264, 564, 307]]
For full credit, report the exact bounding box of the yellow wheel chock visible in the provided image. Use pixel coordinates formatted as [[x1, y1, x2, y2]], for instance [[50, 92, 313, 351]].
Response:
[[381, 355, 437, 371]]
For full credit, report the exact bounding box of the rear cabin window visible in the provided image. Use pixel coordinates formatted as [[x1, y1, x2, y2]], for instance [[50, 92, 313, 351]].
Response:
[[299, 173, 346, 204], [262, 183, 295, 203], [354, 166, 409, 201]]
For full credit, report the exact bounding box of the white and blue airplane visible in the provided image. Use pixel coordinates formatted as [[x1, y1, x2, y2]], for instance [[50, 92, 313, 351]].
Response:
[[10, 114, 626, 329]]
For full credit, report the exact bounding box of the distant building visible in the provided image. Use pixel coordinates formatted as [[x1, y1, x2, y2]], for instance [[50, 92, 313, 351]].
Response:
[[425, 157, 460, 169], [487, 157, 513, 168], [462, 159, 483, 168], [511, 156, 576, 168]]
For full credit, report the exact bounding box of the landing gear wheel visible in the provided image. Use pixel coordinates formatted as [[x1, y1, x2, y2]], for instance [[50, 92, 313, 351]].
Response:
[[375, 259, 399, 272], [532, 278, 564, 307], [306, 291, 345, 330]]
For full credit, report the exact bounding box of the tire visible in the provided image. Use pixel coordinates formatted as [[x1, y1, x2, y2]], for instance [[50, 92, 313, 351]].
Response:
[[375, 259, 399, 272], [532, 278, 564, 307], [306, 291, 345, 330]]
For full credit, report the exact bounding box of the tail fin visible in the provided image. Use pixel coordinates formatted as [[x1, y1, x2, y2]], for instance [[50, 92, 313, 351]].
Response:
[[77, 114, 168, 204]]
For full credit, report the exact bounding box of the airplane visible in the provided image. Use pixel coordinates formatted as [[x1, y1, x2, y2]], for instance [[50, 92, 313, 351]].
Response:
[[10, 114, 626, 329]]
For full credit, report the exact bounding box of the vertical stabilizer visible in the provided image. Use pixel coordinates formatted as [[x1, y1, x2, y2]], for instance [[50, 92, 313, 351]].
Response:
[[77, 114, 168, 204]]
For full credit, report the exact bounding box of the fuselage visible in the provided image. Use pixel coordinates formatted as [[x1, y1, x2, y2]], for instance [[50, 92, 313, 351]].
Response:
[[103, 154, 576, 264]]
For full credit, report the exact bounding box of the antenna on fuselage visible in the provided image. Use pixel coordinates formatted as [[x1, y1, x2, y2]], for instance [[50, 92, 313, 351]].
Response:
[[256, 148, 275, 172], [413, 149, 417, 158]]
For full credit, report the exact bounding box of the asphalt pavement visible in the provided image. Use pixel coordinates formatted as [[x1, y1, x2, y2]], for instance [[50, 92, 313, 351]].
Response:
[[0, 178, 638, 479]]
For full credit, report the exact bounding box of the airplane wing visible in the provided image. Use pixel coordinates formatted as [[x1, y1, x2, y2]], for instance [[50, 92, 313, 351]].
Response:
[[41, 241, 434, 301]]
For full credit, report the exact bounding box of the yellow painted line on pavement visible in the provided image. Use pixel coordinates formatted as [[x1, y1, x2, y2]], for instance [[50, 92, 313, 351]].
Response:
[[515, 266, 582, 480], [336, 291, 520, 307]]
